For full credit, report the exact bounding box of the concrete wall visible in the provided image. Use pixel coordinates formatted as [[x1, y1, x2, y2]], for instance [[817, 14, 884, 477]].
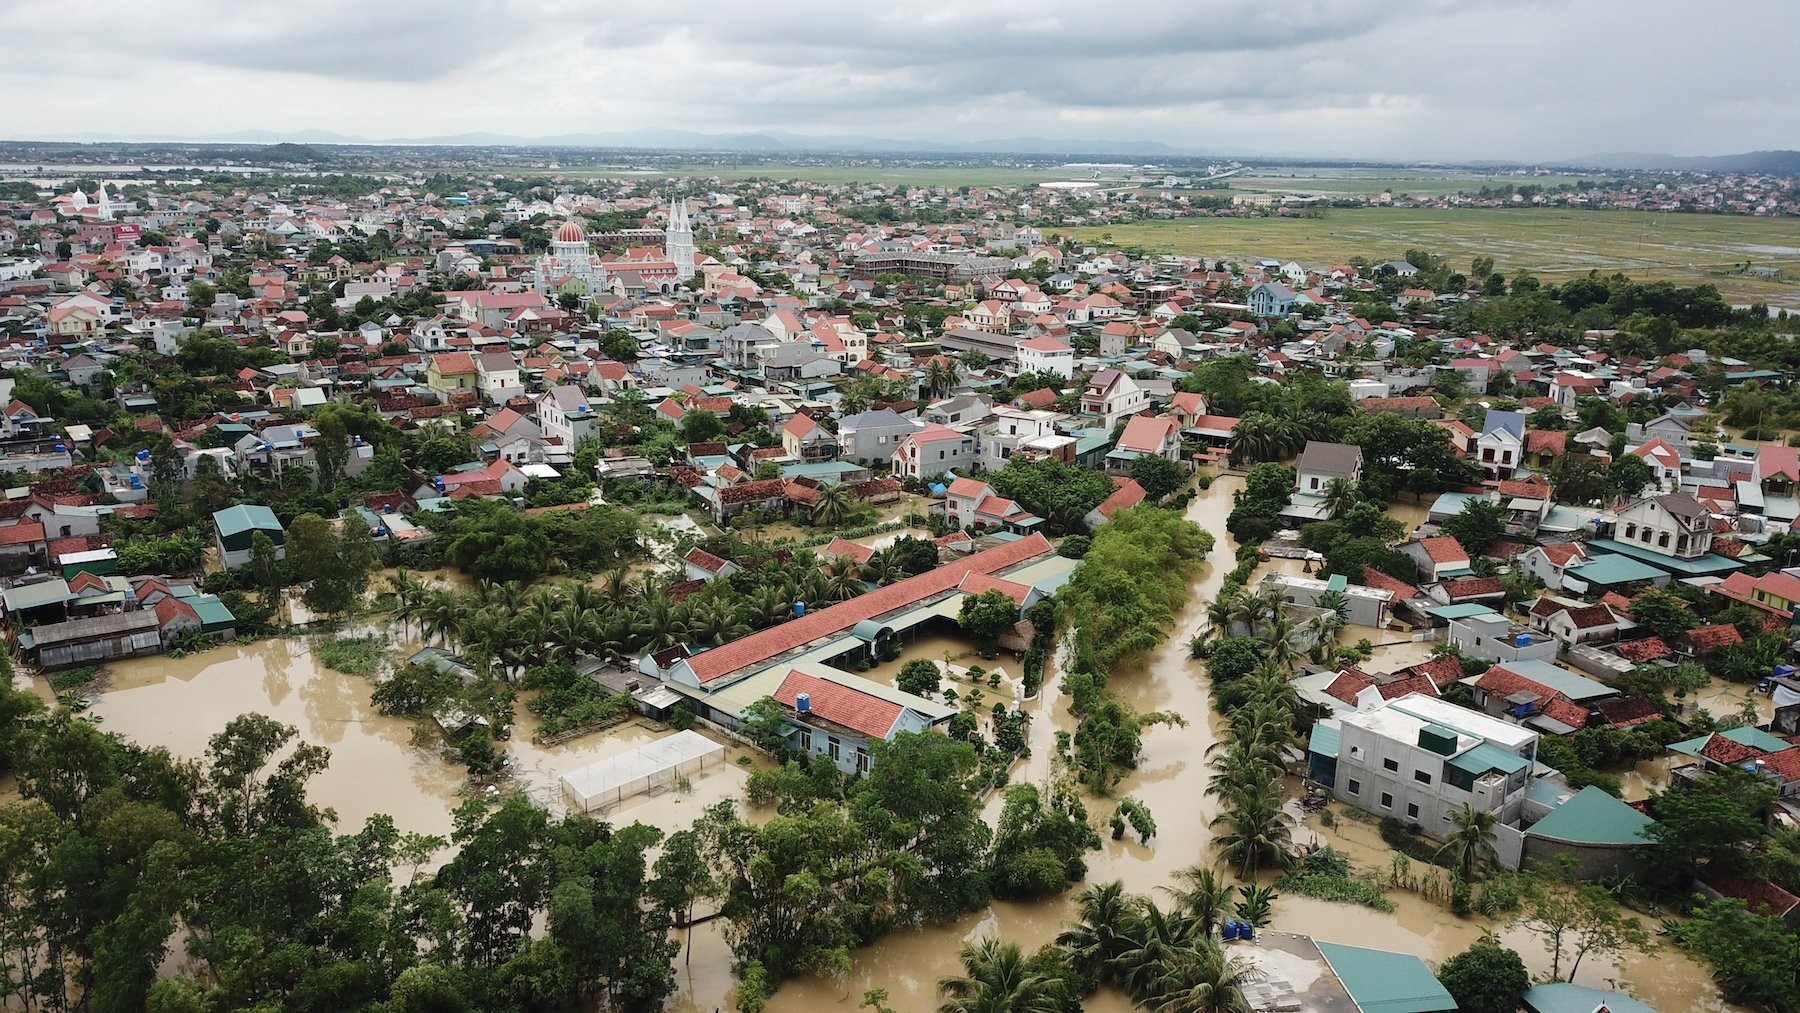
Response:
[[1522, 836, 1652, 882]]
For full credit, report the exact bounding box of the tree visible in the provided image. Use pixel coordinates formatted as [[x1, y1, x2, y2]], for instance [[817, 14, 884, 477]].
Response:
[[248, 530, 283, 606], [1672, 898, 1800, 1012], [811, 483, 856, 528], [959, 589, 1019, 654], [1443, 499, 1506, 556], [738, 696, 790, 752], [1627, 587, 1700, 639], [1436, 940, 1529, 1013], [1321, 477, 1359, 520], [1645, 767, 1774, 886], [1517, 877, 1651, 983], [1438, 804, 1500, 881], [898, 658, 943, 698], [1608, 454, 1655, 500], [1206, 636, 1264, 683], [1433, 368, 1471, 402], [1130, 454, 1185, 501], [936, 937, 1066, 1013]]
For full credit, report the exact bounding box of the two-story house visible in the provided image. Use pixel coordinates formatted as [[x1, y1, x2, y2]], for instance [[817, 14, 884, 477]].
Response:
[[781, 413, 839, 463], [1247, 281, 1297, 318], [1081, 369, 1149, 429], [1476, 410, 1525, 480], [1611, 492, 1713, 560], [475, 350, 523, 402], [536, 386, 599, 448], [1015, 336, 1075, 378], [894, 423, 977, 480], [940, 477, 1043, 532], [837, 409, 920, 466], [426, 352, 478, 394], [1709, 569, 1800, 625], [1105, 415, 1182, 473]]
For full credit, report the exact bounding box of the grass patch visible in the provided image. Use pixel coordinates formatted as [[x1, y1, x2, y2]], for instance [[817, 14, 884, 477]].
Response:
[[49, 666, 100, 692], [1276, 847, 1396, 913], [1070, 207, 1800, 307], [315, 636, 388, 677]]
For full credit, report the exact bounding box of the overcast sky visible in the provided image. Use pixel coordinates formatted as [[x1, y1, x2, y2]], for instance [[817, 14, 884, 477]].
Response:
[[4, 0, 1795, 161]]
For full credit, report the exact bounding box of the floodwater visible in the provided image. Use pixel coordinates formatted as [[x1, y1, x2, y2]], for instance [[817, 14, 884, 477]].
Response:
[[718, 477, 1735, 1013], [40, 476, 1738, 1013], [87, 637, 464, 841]]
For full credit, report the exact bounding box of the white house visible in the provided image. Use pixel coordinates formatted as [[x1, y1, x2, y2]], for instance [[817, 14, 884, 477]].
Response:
[[1080, 369, 1149, 429], [1015, 336, 1075, 378], [894, 423, 977, 479], [1476, 410, 1525, 481], [1612, 492, 1713, 560]]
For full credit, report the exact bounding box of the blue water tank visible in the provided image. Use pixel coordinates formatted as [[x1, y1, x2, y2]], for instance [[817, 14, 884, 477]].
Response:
[[129, 474, 141, 489], [135, 449, 152, 462], [433, 476, 445, 490], [792, 601, 806, 618], [1240, 921, 1255, 941], [1514, 633, 1532, 648], [1222, 920, 1240, 940], [373, 526, 387, 537], [796, 692, 811, 713]]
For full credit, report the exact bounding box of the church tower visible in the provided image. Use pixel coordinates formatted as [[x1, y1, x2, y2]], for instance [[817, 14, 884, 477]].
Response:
[[666, 198, 695, 283]]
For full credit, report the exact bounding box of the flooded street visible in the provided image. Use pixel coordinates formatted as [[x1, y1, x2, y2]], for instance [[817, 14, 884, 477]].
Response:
[[25, 474, 1739, 1013]]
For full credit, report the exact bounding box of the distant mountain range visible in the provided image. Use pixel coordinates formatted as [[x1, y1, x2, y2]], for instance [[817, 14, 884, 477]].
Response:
[[1566, 149, 1800, 174]]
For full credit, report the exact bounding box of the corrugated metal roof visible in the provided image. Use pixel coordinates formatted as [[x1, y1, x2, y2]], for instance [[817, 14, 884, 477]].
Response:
[[1526, 785, 1653, 846], [1309, 721, 1340, 759], [1447, 741, 1529, 777], [1315, 941, 1456, 1013]]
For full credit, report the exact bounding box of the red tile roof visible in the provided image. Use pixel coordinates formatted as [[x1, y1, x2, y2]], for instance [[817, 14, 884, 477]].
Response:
[[685, 534, 1053, 684], [1685, 623, 1743, 652], [1441, 576, 1504, 599], [772, 669, 903, 739], [821, 537, 876, 566], [1614, 636, 1671, 663], [1360, 566, 1421, 600], [0, 520, 46, 546], [1419, 536, 1469, 563], [1595, 696, 1662, 728], [1699, 734, 1761, 765]]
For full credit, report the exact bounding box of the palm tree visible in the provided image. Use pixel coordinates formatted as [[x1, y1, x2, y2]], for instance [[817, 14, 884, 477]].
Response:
[[936, 937, 1064, 1013], [1162, 866, 1231, 939], [633, 596, 690, 653], [822, 556, 865, 602], [861, 548, 899, 587], [1211, 785, 1294, 880], [388, 569, 425, 637], [741, 585, 791, 629], [1056, 881, 1136, 987], [1321, 476, 1358, 519], [1438, 803, 1501, 882], [420, 589, 466, 648], [1144, 944, 1263, 1013], [1201, 592, 1237, 644], [1233, 884, 1278, 928], [923, 358, 960, 401], [1260, 613, 1303, 671], [545, 605, 597, 666], [1114, 899, 1205, 1004], [812, 482, 857, 527], [599, 568, 638, 608], [689, 598, 750, 647]]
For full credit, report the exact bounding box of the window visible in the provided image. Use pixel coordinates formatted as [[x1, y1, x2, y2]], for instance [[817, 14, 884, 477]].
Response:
[[1380, 792, 1394, 809], [1413, 770, 1433, 785], [855, 748, 870, 775], [1346, 779, 1361, 796], [1382, 757, 1400, 773], [1624, 523, 1637, 539], [799, 729, 812, 752], [1407, 803, 1420, 820], [1658, 532, 1670, 548], [1310, 477, 1320, 490], [828, 737, 841, 763]]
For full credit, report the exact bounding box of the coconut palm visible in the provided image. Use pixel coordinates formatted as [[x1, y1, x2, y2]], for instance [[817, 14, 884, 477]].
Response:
[[1201, 592, 1237, 644], [1259, 613, 1303, 671], [544, 604, 597, 665], [936, 937, 1064, 1013], [923, 358, 960, 401], [1144, 944, 1264, 1013], [1162, 865, 1231, 939], [1114, 899, 1206, 1003], [861, 548, 899, 587], [599, 567, 638, 608], [420, 589, 466, 648], [741, 585, 791, 629], [1322, 476, 1359, 519], [633, 595, 690, 653], [1056, 880, 1137, 987], [811, 482, 857, 528], [1438, 803, 1501, 882], [388, 569, 425, 638], [1211, 784, 1294, 880], [822, 555, 865, 602], [688, 598, 750, 647]]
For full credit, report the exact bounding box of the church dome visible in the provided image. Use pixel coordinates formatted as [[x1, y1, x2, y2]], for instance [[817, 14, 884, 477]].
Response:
[[553, 221, 586, 244]]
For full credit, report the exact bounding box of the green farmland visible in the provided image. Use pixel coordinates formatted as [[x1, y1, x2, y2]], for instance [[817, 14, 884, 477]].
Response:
[[1068, 208, 1800, 308]]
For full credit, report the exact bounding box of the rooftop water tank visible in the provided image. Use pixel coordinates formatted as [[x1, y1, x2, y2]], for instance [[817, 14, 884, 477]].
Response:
[[1514, 633, 1532, 648], [796, 692, 811, 713]]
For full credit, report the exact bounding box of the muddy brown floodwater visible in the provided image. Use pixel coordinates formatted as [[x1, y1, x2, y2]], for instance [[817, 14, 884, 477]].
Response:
[[43, 476, 1742, 1013], [719, 478, 1739, 1013]]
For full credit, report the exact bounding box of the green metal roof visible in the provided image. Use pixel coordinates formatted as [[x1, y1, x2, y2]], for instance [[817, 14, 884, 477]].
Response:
[[1, 580, 74, 611], [1668, 724, 1793, 759], [1522, 983, 1655, 1013], [1566, 554, 1666, 585], [1315, 941, 1456, 1013], [212, 504, 281, 537], [1309, 721, 1340, 759], [1492, 659, 1615, 701], [1448, 741, 1529, 777], [179, 593, 236, 627], [1584, 539, 1743, 577], [1425, 602, 1498, 619], [1526, 785, 1654, 846]]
